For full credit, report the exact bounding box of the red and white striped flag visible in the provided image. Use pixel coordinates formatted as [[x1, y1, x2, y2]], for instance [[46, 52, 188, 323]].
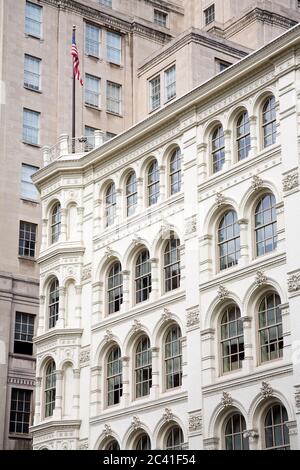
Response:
[[71, 29, 83, 86]]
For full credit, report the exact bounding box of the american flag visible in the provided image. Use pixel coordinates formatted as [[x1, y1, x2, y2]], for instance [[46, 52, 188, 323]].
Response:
[[71, 29, 83, 86]]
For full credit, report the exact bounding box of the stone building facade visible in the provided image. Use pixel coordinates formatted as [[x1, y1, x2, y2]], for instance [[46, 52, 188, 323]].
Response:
[[31, 23, 300, 449]]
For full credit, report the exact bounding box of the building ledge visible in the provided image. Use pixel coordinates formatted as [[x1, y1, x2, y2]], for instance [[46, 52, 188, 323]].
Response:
[[33, 328, 83, 345], [30, 419, 81, 435]]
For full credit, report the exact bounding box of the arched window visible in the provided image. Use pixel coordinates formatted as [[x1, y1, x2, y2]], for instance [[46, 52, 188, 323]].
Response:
[[107, 346, 123, 406], [164, 235, 181, 292], [264, 404, 290, 450], [258, 293, 283, 363], [218, 210, 240, 271], [221, 305, 244, 373], [236, 111, 250, 160], [105, 440, 120, 450], [262, 96, 276, 148], [135, 336, 152, 398], [212, 125, 225, 173], [107, 262, 123, 314], [166, 426, 184, 450], [224, 413, 249, 450], [51, 203, 61, 244], [147, 160, 160, 206], [165, 325, 182, 389], [126, 172, 137, 217], [170, 148, 182, 195], [135, 433, 151, 450], [49, 278, 59, 329], [105, 182, 116, 227], [255, 194, 277, 257], [135, 249, 151, 304], [44, 360, 56, 418]]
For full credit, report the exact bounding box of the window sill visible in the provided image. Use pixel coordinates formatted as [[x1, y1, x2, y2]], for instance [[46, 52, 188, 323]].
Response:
[[24, 85, 42, 94], [85, 103, 101, 111], [9, 433, 32, 440], [24, 33, 43, 42], [149, 105, 161, 114], [21, 197, 39, 204], [106, 110, 123, 118], [85, 53, 101, 61], [107, 61, 122, 68], [18, 256, 36, 262], [9, 352, 36, 362], [164, 95, 176, 105], [22, 141, 41, 149]]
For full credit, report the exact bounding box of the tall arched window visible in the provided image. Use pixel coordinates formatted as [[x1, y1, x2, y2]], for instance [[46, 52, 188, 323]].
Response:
[[51, 202, 61, 244], [135, 249, 151, 304], [135, 433, 151, 450], [224, 413, 249, 450], [212, 125, 225, 173], [258, 293, 283, 363], [218, 210, 240, 271], [165, 325, 182, 389], [166, 426, 184, 450], [255, 193, 277, 257], [107, 346, 123, 406], [164, 235, 181, 292], [49, 278, 59, 329], [236, 111, 250, 160], [264, 404, 290, 450], [105, 182, 116, 227], [126, 172, 137, 217], [44, 360, 56, 418], [135, 336, 152, 398], [262, 95, 276, 148], [147, 160, 160, 206], [107, 262, 123, 314], [105, 440, 120, 450], [170, 148, 182, 195], [220, 305, 244, 373]]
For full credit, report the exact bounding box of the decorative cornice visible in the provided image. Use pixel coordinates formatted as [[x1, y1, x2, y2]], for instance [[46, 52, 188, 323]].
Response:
[[8, 377, 35, 387]]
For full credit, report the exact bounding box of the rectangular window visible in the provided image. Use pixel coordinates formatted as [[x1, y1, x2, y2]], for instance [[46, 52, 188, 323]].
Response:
[[99, 0, 112, 6], [107, 81, 122, 114], [19, 221, 37, 258], [154, 9, 168, 27], [204, 4, 215, 25], [149, 75, 161, 111], [107, 31, 121, 65], [85, 74, 100, 107], [217, 59, 232, 72], [9, 389, 32, 435], [85, 24, 101, 57], [23, 109, 40, 145], [25, 1, 42, 38], [24, 55, 41, 91], [165, 65, 176, 101], [85, 126, 97, 149], [21, 164, 39, 200], [14, 312, 34, 356]]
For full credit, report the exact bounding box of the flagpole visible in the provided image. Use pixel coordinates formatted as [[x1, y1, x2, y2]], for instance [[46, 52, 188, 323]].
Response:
[[72, 25, 76, 153]]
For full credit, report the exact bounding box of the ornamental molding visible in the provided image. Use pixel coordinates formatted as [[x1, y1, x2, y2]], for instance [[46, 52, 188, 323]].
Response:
[[185, 215, 197, 236], [295, 388, 300, 412], [131, 319, 142, 333], [78, 439, 88, 450], [288, 271, 300, 293], [189, 413, 202, 433], [105, 247, 114, 260], [203, 437, 219, 450], [221, 391, 233, 408], [255, 270, 267, 287], [217, 285, 229, 301], [162, 308, 172, 323], [215, 192, 225, 207], [132, 234, 142, 246], [243, 429, 259, 441], [251, 175, 263, 191], [79, 348, 90, 367], [186, 308, 200, 329], [130, 416, 141, 430], [283, 170, 299, 192], [285, 421, 298, 436], [162, 408, 174, 423], [8, 377, 35, 387], [260, 381, 273, 399], [101, 424, 112, 438], [81, 264, 92, 282], [104, 329, 113, 343]]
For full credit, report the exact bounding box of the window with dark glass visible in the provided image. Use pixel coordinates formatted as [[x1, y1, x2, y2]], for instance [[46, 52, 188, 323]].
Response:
[[264, 404, 290, 450], [9, 389, 32, 434], [19, 221, 37, 258], [165, 325, 182, 389], [262, 96, 276, 147], [49, 278, 59, 329], [170, 147, 181, 195], [126, 172, 137, 217], [204, 4, 215, 25], [14, 312, 34, 355], [164, 235, 181, 292], [44, 361, 56, 418], [255, 194, 277, 257], [135, 433, 151, 450], [148, 160, 160, 206], [212, 125, 225, 173], [105, 182, 116, 227], [135, 249, 151, 303], [237, 111, 251, 160], [135, 336, 152, 398], [107, 262, 123, 314], [221, 306, 244, 373], [51, 203, 61, 244], [166, 426, 184, 450], [224, 414, 249, 450], [107, 346, 123, 406], [258, 293, 283, 363], [218, 210, 240, 270]]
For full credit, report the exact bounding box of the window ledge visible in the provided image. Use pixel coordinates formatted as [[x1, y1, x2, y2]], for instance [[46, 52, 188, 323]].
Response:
[[107, 61, 122, 68], [106, 110, 123, 118], [24, 33, 43, 42], [21, 197, 39, 204], [9, 352, 36, 361], [85, 103, 101, 111], [18, 255, 36, 262], [22, 141, 41, 149], [9, 433, 32, 440], [164, 95, 176, 105], [85, 53, 101, 61], [149, 105, 161, 114], [24, 85, 42, 94]]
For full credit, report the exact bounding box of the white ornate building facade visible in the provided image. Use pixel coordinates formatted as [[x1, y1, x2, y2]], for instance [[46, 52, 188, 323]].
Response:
[[31, 23, 300, 450]]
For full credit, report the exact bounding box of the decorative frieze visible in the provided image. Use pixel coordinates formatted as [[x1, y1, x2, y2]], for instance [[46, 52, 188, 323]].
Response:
[[186, 308, 200, 329], [288, 272, 300, 293], [243, 429, 259, 441], [260, 381, 273, 399], [81, 264, 92, 282], [79, 348, 90, 367], [189, 412, 202, 433], [8, 377, 35, 387], [185, 215, 197, 237], [203, 437, 219, 450], [221, 391, 233, 408], [283, 170, 299, 192]]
